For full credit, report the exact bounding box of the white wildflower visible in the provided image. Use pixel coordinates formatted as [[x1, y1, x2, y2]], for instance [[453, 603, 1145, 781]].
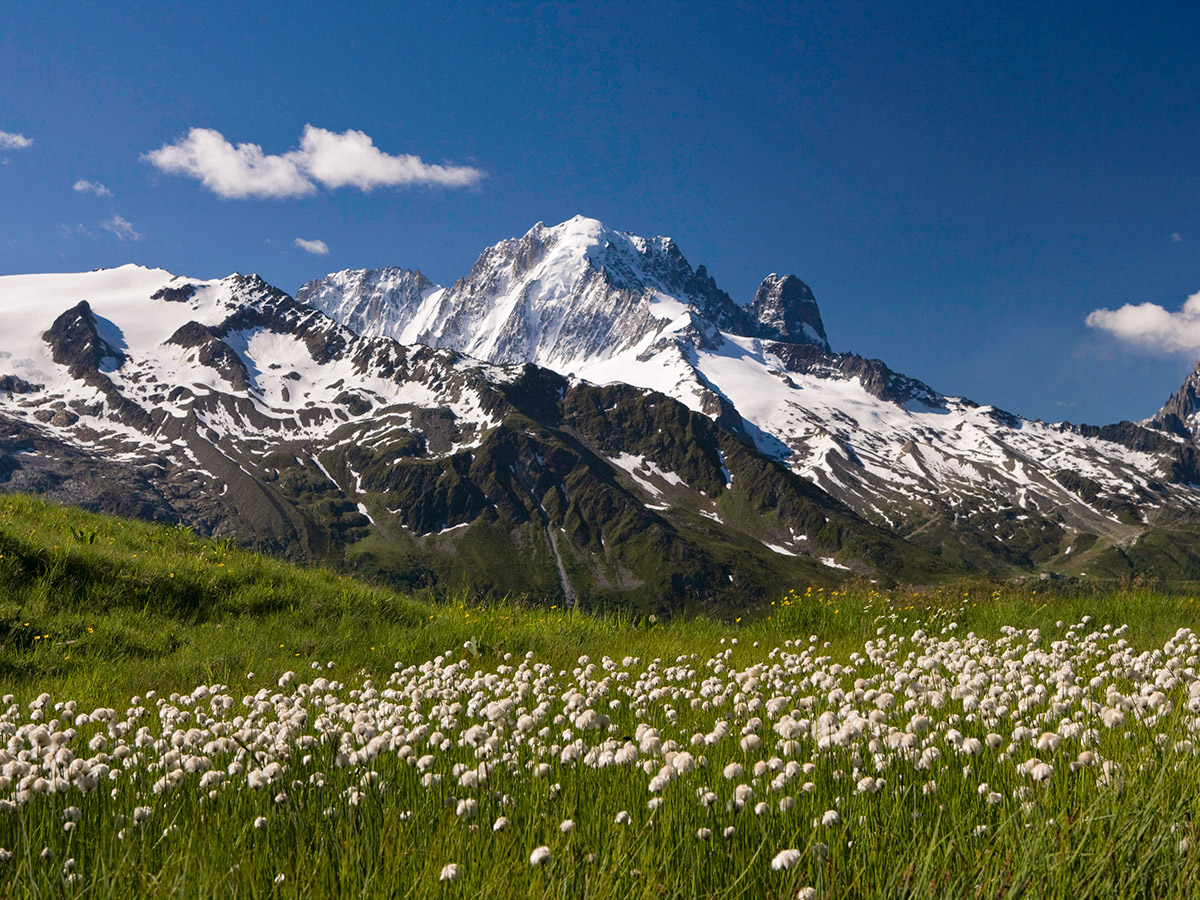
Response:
[[771, 849, 802, 870]]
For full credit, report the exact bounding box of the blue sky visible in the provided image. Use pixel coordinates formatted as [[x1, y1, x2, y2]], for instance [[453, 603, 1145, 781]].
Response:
[[2, 0, 1198, 425]]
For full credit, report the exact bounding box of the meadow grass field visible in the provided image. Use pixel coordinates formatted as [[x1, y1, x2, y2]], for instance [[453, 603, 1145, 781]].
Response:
[[2, 493, 1200, 898]]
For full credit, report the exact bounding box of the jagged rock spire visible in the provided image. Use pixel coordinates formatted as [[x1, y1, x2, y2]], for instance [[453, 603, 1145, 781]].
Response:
[[750, 274, 829, 350], [1153, 359, 1200, 437]]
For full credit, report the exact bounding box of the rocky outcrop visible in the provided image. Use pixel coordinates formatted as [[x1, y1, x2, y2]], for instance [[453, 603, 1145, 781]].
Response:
[[751, 274, 829, 349], [42, 301, 151, 431], [0, 375, 42, 395], [166, 321, 251, 392], [43, 301, 125, 379], [765, 341, 947, 407], [1153, 361, 1200, 437]]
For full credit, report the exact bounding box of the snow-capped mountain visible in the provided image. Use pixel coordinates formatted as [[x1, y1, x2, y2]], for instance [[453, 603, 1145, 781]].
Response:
[[301, 217, 1200, 574], [298, 216, 831, 367], [6, 217, 1200, 602], [0, 264, 942, 610]]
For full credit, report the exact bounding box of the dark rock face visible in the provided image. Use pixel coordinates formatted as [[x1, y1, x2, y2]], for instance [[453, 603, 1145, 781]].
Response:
[[42, 302, 151, 431], [0, 415, 175, 522], [166, 322, 251, 392], [682, 264, 748, 335], [151, 284, 198, 303], [765, 341, 948, 408], [751, 275, 829, 349], [0, 375, 42, 395], [42, 301, 125, 380], [1153, 362, 1200, 435]]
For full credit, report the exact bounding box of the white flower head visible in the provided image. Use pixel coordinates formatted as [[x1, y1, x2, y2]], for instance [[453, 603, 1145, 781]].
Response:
[[771, 848, 802, 870]]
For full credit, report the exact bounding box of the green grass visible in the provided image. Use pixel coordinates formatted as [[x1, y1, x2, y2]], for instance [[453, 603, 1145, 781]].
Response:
[[3, 493, 1200, 898]]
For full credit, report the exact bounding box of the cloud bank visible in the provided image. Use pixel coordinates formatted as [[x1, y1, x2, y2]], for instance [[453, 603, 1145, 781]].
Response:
[[294, 237, 329, 255], [74, 179, 112, 197], [1086, 290, 1200, 354], [0, 131, 32, 150], [143, 126, 484, 199]]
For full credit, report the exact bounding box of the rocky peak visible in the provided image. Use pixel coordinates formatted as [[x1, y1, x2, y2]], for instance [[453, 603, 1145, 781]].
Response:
[[750, 274, 828, 350], [1152, 360, 1200, 437], [294, 217, 832, 372], [42, 300, 125, 379], [683, 264, 747, 334], [165, 321, 251, 392]]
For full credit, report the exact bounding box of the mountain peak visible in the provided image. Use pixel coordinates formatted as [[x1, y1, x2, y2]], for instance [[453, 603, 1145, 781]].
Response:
[[297, 217, 837, 369], [751, 273, 829, 350], [1152, 359, 1200, 436], [537, 214, 608, 239]]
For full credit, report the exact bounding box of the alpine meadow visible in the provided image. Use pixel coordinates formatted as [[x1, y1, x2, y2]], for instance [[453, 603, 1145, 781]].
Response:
[[3, 2, 1200, 898]]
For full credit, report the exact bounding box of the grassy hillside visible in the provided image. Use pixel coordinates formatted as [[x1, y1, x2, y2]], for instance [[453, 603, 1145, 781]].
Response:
[[4, 494, 1200, 899], [1, 492, 1194, 703]]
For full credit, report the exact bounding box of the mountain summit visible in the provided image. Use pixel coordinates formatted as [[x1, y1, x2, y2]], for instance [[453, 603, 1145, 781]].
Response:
[[298, 216, 831, 370]]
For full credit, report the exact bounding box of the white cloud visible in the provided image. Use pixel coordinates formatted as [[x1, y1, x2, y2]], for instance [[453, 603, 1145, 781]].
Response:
[[0, 130, 32, 150], [294, 237, 329, 255], [143, 126, 484, 199], [1086, 290, 1200, 354], [102, 215, 141, 241], [1171, 232, 1184, 243], [143, 128, 315, 199], [295, 125, 484, 190], [74, 179, 112, 197]]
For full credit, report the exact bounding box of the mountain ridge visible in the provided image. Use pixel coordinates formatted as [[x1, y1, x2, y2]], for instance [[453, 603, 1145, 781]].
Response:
[[300, 218, 1200, 561], [3, 216, 1200, 601], [0, 263, 945, 610]]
